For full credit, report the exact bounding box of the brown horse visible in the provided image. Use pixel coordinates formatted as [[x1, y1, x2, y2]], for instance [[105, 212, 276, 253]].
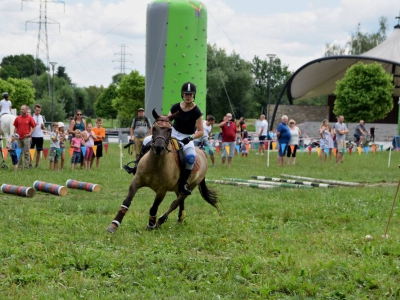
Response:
[[107, 109, 219, 232]]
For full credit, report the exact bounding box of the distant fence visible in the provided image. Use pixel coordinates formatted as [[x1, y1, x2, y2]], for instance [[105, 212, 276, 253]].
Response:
[[105, 129, 130, 143]]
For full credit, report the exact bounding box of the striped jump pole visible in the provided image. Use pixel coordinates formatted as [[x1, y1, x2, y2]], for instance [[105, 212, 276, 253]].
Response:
[[33, 181, 68, 196], [280, 174, 362, 187], [222, 178, 313, 189], [205, 179, 276, 189], [251, 176, 335, 188], [1, 184, 36, 197], [66, 179, 101, 192]]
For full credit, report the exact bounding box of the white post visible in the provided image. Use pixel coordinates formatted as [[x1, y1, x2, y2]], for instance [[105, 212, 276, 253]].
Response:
[[119, 141, 123, 170], [267, 140, 270, 167], [388, 146, 392, 168]]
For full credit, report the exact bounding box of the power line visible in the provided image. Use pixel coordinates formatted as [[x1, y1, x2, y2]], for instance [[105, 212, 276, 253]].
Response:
[[23, 0, 65, 95], [113, 44, 133, 74]]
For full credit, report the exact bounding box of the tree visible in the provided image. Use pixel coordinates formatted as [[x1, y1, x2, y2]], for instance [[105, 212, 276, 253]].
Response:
[[112, 73, 126, 85], [0, 54, 46, 79], [56, 66, 72, 84], [333, 62, 394, 122], [6, 78, 36, 109], [35, 94, 66, 123], [0, 79, 16, 100], [113, 70, 145, 127], [86, 85, 104, 117], [325, 16, 388, 56], [94, 84, 118, 125]]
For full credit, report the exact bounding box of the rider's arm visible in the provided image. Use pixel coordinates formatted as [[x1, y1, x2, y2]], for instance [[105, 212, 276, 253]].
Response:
[[193, 117, 204, 140]]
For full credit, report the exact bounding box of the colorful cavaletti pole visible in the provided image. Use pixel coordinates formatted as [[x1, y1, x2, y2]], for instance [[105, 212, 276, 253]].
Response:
[[1, 184, 36, 197], [33, 181, 68, 196], [66, 179, 101, 192]]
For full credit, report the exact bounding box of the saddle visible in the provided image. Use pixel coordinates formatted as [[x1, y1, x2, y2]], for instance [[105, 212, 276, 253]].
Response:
[[171, 138, 200, 173]]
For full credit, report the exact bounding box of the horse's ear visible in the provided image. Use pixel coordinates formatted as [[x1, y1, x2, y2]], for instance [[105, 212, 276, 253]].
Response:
[[152, 108, 160, 120], [168, 111, 179, 121]]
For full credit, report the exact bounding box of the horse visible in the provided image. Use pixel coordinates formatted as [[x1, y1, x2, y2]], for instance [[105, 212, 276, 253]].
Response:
[[107, 109, 219, 233], [0, 113, 16, 141]]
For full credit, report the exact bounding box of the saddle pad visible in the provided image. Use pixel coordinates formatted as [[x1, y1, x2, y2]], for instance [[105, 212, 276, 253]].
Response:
[[171, 139, 201, 173]]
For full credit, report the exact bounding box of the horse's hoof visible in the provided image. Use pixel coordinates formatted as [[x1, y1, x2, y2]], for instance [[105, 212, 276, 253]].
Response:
[[107, 223, 118, 233], [146, 224, 157, 231]]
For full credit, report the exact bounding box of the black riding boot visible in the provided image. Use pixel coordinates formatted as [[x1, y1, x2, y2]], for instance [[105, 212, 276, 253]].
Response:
[[179, 168, 192, 195], [123, 144, 151, 175]]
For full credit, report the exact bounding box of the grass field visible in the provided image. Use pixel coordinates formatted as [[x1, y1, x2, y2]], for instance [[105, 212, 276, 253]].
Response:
[[1, 143, 400, 299]]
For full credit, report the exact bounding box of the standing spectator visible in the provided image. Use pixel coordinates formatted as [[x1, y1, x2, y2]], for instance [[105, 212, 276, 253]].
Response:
[[326, 125, 335, 161], [219, 113, 236, 167], [68, 110, 86, 167], [354, 120, 369, 146], [370, 125, 376, 142], [287, 119, 301, 165], [13, 105, 35, 170], [91, 118, 106, 169], [7, 133, 19, 171], [256, 114, 268, 155], [30, 104, 45, 168], [194, 115, 217, 166], [49, 122, 60, 171], [241, 124, 249, 157], [276, 115, 291, 167], [334, 115, 349, 163], [239, 117, 245, 135], [319, 119, 329, 163], [70, 130, 84, 170], [82, 123, 96, 170], [129, 108, 152, 160], [58, 122, 68, 170]]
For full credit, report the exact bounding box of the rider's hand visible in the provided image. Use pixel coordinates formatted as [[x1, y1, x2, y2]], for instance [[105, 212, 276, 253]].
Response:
[[180, 135, 194, 145]]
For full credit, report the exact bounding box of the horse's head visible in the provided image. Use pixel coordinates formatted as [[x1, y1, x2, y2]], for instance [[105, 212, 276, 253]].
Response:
[[150, 109, 179, 156]]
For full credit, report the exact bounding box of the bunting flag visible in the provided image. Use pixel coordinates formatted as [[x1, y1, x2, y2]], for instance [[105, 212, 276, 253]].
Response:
[[92, 145, 97, 157], [324, 147, 329, 155], [290, 145, 295, 154], [225, 146, 230, 155], [300, 146, 304, 153], [357, 147, 361, 155], [272, 142, 277, 150], [254, 142, 259, 150], [68, 148, 74, 158], [372, 145, 376, 154], [342, 148, 345, 154], [204, 146, 210, 153], [245, 144, 250, 152], [43, 148, 49, 159], [380, 145, 383, 152], [82, 146, 87, 156], [348, 147, 352, 155], [364, 146, 369, 154], [333, 148, 337, 157], [2, 148, 8, 159], [308, 146, 312, 155], [235, 145, 240, 153], [104, 143, 109, 154], [215, 146, 220, 154], [29, 149, 35, 161], [16, 149, 22, 159], [280, 143, 287, 155], [316, 147, 320, 156], [265, 141, 269, 150]]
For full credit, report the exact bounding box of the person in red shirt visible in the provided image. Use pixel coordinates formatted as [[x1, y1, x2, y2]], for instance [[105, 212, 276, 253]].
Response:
[[219, 113, 237, 167], [13, 104, 36, 169]]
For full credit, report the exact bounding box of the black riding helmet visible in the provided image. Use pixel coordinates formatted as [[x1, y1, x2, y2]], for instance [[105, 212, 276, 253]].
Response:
[[181, 82, 196, 99]]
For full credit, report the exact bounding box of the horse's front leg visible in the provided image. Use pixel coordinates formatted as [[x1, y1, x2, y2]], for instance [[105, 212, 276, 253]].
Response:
[[107, 181, 138, 233], [177, 197, 186, 223], [157, 195, 188, 227], [147, 192, 167, 230]]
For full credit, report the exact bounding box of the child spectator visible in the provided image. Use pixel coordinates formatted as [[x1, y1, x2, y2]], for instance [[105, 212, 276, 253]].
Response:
[[91, 118, 105, 169], [58, 122, 68, 170], [82, 123, 96, 170], [241, 124, 249, 157], [7, 133, 19, 171], [71, 129, 84, 170], [49, 122, 60, 171]]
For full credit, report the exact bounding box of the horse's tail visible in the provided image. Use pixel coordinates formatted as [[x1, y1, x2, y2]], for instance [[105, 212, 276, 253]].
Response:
[[198, 178, 219, 210]]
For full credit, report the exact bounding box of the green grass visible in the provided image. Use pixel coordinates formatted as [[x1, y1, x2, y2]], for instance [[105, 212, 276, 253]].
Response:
[[1, 144, 400, 299]]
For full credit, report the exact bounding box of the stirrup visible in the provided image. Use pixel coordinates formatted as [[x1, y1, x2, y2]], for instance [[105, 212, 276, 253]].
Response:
[[123, 160, 136, 174]]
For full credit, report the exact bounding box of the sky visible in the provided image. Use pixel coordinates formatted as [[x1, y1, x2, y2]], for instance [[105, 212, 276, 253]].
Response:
[[0, 0, 399, 88]]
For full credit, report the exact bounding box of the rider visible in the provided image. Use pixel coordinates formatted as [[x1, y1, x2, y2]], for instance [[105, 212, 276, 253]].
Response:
[[354, 120, 369, 146], [0, 92, 12, 134], [124, 82, 204, 195]]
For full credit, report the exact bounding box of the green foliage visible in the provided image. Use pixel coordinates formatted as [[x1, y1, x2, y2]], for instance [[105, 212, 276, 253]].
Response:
[[113, 70, 145, 127], [0, 143, 400, 298], [0, 79, 16, 98], [35, 94, 66, 122], [85, 85, 104, 117], [334, 62, 394, 122], [0, 54, 46, 79], [111, 73, 126, 85], [6, 78, 36, 109], [94, 84, 118, 120], [56, 66, 72, 84], [295, 95, 328, 106]]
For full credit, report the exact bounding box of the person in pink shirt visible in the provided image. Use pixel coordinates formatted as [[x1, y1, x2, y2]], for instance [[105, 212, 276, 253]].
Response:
[[82, 123, 96, 169], [71, 129, 84, 170]]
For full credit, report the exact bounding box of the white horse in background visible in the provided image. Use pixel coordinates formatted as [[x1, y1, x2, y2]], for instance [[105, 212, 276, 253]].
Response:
[[0, 113, 17, 145]]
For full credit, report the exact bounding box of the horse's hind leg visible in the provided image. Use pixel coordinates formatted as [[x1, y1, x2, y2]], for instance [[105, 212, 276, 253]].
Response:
[[157, 195, 187, 227], [147, 192, 166, 230], [107, 183, 138, 233], [177, 198, 186, 223]]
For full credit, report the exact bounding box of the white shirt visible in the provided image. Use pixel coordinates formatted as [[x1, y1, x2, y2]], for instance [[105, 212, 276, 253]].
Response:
[[0, 99, 12, 115], [289, 126, 300, 145], [31, 114, 44, 138], [195, 120, 212, 141], [260, 119, 269, 136]]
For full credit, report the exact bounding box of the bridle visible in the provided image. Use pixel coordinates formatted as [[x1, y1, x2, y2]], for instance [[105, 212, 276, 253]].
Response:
[[151, 117, 173, 153]]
